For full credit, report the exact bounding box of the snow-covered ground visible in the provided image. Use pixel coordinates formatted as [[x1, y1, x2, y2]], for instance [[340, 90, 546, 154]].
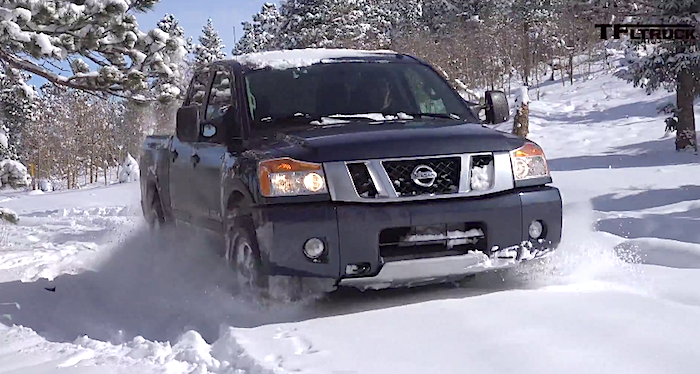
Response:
[[2, 61, 700, 373]]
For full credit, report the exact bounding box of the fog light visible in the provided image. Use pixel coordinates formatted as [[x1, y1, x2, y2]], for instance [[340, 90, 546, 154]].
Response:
[[303, 238, 325, 259], [345, 263, 370, 275], [528, 220, 543, 239]]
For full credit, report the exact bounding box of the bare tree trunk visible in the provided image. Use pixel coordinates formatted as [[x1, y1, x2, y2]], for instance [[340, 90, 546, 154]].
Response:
[[513, 103, 529, 137], [522, 22, 531, 86], [676, 68, 697, 151], [104, 161, 108, 186], [587, 49, 593, 78], [568, 54, 574, 84], [561, 60, 566, 87]]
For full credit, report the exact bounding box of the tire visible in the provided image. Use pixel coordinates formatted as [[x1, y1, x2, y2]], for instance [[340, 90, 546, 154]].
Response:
[[224, 219, 305, 303], [225, 224, 269, 301], [146, 193, 166, 231]]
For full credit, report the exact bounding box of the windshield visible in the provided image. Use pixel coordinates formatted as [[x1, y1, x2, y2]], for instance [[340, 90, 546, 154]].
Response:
[[243, 61, 478, 131]]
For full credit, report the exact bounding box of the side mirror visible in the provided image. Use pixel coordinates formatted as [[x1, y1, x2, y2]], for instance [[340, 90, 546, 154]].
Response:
[[176, 105, 200, 142], [484, 90, 509, 124], [202, 124, 217, 138]]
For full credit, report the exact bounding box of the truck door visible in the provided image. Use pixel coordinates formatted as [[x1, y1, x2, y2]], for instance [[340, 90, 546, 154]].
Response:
[[189, 65, 239, 232], [169, 70, 211, 224]]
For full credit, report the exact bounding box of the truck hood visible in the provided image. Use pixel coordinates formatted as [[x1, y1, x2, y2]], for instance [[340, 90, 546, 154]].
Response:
[[243, 119, 526, 163]]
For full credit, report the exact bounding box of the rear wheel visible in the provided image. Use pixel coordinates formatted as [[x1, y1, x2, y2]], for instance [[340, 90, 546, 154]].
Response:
[[146, 193, 166, 231]]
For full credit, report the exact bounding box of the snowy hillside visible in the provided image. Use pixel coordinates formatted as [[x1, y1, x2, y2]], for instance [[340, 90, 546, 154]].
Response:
[[2, 62, 700, 374]]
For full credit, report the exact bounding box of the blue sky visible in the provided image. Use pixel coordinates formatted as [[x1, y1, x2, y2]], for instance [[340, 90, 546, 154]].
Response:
[[136, 0, 275, 55]]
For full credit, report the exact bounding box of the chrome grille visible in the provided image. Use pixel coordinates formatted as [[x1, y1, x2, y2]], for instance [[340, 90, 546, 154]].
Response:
[[382, 157, 460, 196], [347, 162, 378, 198], [326, 152, 514, 203]]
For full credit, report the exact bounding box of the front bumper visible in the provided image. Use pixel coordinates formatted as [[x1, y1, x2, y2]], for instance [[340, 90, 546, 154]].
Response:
[[338, 243, 554, 289], [252, 186, 562, 289]]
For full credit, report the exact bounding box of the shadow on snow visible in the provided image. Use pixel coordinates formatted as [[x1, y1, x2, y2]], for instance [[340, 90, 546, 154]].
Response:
[[548, 138, 700, 172], [591, 185, 700, 267], [0, 226, 540, 346]]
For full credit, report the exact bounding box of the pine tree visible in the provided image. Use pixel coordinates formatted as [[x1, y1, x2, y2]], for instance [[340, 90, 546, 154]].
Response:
[[275, 0, 326, 49], [155, 13, 194, 101], [0, 1, 188, 102], [153, 14, 193, 134], [275, 0, 421, 50], [615, 0, 700, 151], [234, 3, 281, 55], [194, 18, 227, 69], [0, 67, 37, 161]]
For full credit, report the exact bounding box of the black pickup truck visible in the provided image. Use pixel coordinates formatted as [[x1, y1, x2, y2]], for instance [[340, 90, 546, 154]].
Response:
[[139, 49, 562, 300]]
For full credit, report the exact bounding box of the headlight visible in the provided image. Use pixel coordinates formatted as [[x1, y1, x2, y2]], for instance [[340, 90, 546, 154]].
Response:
[[258, 157, 328, 197], [510, 142, 549, 180]]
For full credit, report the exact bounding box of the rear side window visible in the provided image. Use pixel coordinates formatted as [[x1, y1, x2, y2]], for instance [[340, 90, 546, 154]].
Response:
[[187, 71, 210, 107], [206, 69, 235, 120]]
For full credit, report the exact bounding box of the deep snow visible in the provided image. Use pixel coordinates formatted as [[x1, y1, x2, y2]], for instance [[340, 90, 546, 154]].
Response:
[[2, 59, 700, 373]]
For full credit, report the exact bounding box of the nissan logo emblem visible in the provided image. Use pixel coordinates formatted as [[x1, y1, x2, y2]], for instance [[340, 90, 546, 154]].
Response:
[[410, 165, 438, 187]]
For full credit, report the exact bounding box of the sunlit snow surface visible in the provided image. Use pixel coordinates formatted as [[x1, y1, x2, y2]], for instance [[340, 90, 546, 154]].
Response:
[[1, 59, 700, 373]]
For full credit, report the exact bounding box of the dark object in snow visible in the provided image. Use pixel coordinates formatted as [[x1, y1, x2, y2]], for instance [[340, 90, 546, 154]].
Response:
[[139, 49, 562, 301], [665, 117, 678, 133], [44, 287, 56, 292]]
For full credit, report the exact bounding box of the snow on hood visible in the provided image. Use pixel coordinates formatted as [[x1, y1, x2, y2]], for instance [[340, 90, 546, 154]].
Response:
[[233, 48, 398, 70]]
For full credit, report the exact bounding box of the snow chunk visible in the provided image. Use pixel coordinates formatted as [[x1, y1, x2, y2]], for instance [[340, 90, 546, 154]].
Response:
[[4, 21, 31, 42], [130, 49, 147, 65], [171, 331, 218, 368], [118, 154, 139, 183], [514, 86, 530, 106], [327, 113, 392, 121], [38, 179, 52, 192], [12, 8, 31, 23], [35, 33, 57, 56], [470, 165, 493, 191], [0, 207, 18, 224], [233, 48, 398, 70], [0, 128, 7, 149]]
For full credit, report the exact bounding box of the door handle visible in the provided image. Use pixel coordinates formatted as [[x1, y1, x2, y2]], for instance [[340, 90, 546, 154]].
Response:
[[191, 154, 201, 167], [171, 149, 178, 161]]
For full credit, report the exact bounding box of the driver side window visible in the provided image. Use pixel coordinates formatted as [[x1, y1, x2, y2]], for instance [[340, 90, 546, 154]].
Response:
[[403, 69, 447, 114], [199, 67, 237, 144]]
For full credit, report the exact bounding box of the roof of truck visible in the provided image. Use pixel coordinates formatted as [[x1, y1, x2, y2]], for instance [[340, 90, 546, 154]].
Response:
[[227, 48, 419, 71]]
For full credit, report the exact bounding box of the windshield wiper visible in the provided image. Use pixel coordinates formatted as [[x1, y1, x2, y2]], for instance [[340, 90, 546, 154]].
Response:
[[260, 113, 315, 123], [401, 113, 462, 120]]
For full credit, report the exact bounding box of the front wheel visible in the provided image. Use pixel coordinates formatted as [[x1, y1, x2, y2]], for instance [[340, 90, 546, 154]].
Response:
[[224, 221, 305, 303], [225, 225, 268, 300]]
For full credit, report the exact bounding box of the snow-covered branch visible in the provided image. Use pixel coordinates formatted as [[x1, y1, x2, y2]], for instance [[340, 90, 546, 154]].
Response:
[[0, 1, 188, 101]]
